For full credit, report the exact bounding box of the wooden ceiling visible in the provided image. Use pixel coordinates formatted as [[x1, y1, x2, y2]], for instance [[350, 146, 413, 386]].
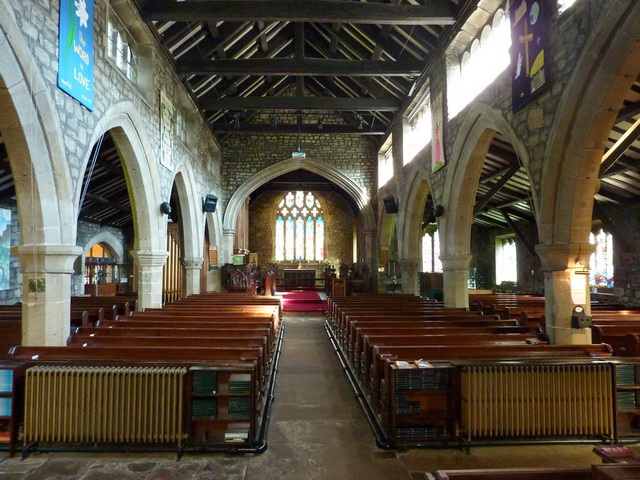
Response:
[[137, 0, 472, 137]]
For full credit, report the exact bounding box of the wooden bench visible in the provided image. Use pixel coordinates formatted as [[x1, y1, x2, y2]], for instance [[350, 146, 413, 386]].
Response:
[[433, 467, 591, 479], [368, 343, 613, 411]]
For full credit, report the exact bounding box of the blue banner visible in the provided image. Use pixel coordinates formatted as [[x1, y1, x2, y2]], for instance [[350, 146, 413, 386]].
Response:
[[510, 0, 546, 112], [58, 0, 94, 110]]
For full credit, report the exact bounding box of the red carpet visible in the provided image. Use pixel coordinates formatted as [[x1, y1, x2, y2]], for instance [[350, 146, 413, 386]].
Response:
[[282, 291, 327, 313]]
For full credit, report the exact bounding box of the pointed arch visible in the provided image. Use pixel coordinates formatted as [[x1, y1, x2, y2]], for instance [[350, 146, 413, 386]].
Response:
[[441, 104, 534, 258], [171, 163, 202, 263], [0, 2, 75, 246], [224, 156, 375, 239], [82, 103, 164, 252], [540, 2, 640, 245], [397, 166, 432, 261]]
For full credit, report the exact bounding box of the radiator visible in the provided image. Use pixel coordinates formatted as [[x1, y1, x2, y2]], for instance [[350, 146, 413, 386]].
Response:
[[461, 364, 614, 440], [24, 366, 187, 444]]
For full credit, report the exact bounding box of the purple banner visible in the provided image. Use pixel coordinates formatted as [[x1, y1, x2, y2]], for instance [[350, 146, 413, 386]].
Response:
[[510, 0, 546, 112]]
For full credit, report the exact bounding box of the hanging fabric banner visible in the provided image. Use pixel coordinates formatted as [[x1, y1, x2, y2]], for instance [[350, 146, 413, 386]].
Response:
[[58, 0, 94, 110], [510, 0, 546, 112], [431, 90, 445, 173]]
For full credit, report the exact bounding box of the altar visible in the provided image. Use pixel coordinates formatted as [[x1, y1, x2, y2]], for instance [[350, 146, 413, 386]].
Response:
[[284, 269, 316, 289]]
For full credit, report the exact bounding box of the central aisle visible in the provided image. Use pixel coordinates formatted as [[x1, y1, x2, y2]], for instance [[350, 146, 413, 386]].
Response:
[[246, 314, 414, 480]]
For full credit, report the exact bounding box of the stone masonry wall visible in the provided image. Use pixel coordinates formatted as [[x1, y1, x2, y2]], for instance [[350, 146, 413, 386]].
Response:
[[221, 133, 377, 213], [248, 190, 356, 269], [4, 0, 221, 239]]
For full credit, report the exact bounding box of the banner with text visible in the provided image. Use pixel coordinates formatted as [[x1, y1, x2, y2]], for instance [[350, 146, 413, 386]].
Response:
[[58, 0, 94, 110], [510, 0, 546, 112]]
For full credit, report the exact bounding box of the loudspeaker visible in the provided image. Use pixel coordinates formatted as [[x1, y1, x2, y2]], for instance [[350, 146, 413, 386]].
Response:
[[203, 194, 218, 213], [571, 305, 593, 329], [383, 196, 398, 214]]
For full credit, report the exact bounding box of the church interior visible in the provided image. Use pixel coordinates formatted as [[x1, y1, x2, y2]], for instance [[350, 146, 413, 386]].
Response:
[[1, 0, 640, 478]]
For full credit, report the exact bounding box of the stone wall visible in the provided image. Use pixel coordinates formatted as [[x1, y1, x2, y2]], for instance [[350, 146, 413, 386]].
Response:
[[248, 190, 356, 269], [3, 0, 221, 238], [221, 133, 378, 213]]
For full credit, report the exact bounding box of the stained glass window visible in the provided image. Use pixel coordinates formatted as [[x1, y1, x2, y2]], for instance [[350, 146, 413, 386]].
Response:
[[275, 191, 325, 261], [590, 229, 614, 287], [495, 235, 517, 285]]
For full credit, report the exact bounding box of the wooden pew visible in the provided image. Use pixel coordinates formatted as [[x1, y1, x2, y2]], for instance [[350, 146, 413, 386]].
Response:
[[367, 343, 613, 411], [433, 467, 591, 479]]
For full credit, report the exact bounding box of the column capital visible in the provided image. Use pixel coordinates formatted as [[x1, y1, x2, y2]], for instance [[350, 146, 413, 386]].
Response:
[[182, 256, 204, 270], [535, 242, 595, 272], [223, 228, 236, 235], [440, 254, 472, 271], [130, 250, 169, 268], [11, 244, 83, 274]]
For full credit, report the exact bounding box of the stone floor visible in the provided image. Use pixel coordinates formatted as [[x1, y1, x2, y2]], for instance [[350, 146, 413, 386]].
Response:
[[0, 315, 604, 479]]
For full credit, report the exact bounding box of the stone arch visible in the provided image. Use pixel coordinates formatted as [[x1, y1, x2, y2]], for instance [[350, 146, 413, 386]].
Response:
[[170, 163, 202, 264], [81, 104, 164, 252], [397, 166, 432, 261], [223, 157, 376, 263], [0, 2, 75, 246], [442, 104, 533, 259], [540, 2, 640, 246], [81, 231, 125, 262]]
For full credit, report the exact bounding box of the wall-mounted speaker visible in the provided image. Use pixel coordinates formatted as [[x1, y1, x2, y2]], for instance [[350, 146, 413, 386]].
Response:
[[383, 196, 398, 214], [203, 194, 218, 213]]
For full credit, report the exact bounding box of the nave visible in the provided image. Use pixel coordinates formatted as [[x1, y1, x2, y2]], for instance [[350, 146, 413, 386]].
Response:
[[0, 315, 600, 480]]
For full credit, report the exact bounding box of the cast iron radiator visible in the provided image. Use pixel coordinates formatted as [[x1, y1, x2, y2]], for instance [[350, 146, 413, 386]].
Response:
[[460, 364, 614, 440], [24, 365, 187, 444]]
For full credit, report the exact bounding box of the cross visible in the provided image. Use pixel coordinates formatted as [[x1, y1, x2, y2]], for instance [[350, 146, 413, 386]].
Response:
[[519, 20, 534, 77]]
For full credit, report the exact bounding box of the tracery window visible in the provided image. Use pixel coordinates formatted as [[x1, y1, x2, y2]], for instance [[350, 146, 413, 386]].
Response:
[[590, 229, 614, 287], [275, 191, 325, 261], [422, 230, 442, 273]]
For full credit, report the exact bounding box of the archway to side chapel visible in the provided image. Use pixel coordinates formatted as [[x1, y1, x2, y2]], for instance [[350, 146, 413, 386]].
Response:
[[539, 4, 640, 343]]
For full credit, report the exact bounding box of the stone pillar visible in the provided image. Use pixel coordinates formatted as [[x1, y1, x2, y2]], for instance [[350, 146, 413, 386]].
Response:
[[440, 254, 472, 308], [222, 228, 236, 265], [363, 229, 376, 292], [399, 258, 420, 295], [182, 256, 204, 296], [12, 244, 83, 346], [130, 250, 169, 310], [536, 242, 594, 345]]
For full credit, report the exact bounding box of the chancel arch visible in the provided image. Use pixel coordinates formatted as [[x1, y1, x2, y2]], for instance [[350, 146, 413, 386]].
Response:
[[223, 157, 375, 266]]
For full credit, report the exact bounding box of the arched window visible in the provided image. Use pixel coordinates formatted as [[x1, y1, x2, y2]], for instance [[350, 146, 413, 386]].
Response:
[[590, 229, 614, 287], [495, 235, 517, 285], [85, 243, 117, 285], [275, 191, 325, 261], [422, 230, 442, 273]]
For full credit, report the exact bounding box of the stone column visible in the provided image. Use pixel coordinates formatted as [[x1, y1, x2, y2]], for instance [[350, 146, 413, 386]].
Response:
[[130, 250, 169, 310], [399, 258, 420, 295], [12, 244, 83, 346], [440, 254, 472, 308], [222, 228, 236, 265], [363, 229, 376, 292], [182, 256, 204, 296], [536, 242, 594, 345]]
